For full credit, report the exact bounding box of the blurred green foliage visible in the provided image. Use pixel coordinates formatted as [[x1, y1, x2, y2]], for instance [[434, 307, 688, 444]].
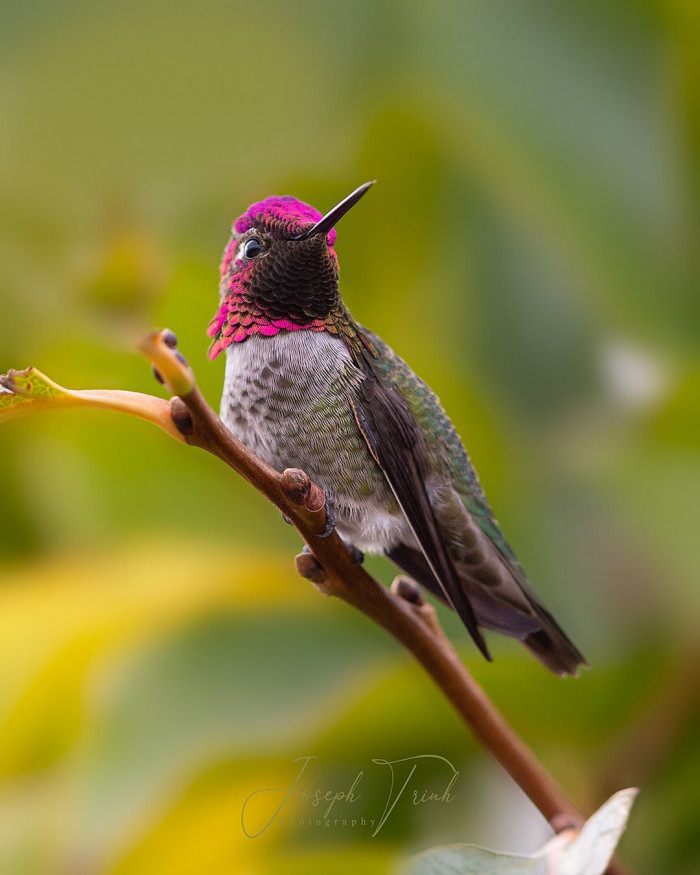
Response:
[[0, 1, 698, 873]]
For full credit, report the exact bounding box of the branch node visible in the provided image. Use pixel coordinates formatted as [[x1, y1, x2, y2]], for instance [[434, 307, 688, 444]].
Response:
[[390, 576, 447, 636], [305, 482, 326, 513], [170, 397, 194, 436], [550, 812, 584, 834], [138, 329, 195, 396], [280, 468, 326, 521], [295, 551, 330, 592], [391, 575, 424, 605], [281, 467, 311, 506], [162, 329, 178, 349]]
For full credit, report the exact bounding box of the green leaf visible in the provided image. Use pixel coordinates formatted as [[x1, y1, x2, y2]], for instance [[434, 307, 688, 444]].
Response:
[[403, 788, 637, 875], [0, 367, 70, 416], [404, 845, 546, 875], [555, 788, 637, 875], [0, 364, 183, 441]]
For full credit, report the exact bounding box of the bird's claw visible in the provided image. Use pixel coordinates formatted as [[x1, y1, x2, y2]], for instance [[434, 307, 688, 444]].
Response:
[[316, 499, 336, 539], [304, 531, 363, 566], [346, 544, 364, 566]]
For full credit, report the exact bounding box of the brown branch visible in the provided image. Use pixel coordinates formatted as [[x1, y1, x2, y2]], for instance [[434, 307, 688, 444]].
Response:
[[1, 331, 630, 874], [140, 331, 630, 873], [180, 405, 585, 814]]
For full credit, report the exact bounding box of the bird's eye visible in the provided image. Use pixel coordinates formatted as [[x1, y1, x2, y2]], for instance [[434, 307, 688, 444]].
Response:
[[243, 237, 263, 259]]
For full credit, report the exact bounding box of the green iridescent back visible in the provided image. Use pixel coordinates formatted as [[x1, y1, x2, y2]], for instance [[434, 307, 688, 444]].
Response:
[[358, 327, 525, 575]]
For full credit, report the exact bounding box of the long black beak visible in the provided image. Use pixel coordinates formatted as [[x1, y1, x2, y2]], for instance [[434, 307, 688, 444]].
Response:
[[294, 181, 375, 241]]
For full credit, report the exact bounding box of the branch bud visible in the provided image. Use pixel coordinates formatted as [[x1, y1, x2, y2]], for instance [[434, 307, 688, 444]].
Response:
[[295, 551, 328, 587], [281, 468, 311, 506], [391, 575, 424, 605], [139, 329, 195, 397]]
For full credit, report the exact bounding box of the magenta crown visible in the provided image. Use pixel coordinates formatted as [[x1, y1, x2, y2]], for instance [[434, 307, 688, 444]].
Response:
[[234, 196, 337, 246]]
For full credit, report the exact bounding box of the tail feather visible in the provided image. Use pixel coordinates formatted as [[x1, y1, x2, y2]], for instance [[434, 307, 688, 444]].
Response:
[[524, 627, 588, 677], [522, 605, 588, 677], [386, 542, 587, 677]]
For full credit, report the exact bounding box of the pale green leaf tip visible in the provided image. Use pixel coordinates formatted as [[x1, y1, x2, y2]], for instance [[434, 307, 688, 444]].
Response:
[[401, 788, 637, 875], [0, 366, 70, 411]]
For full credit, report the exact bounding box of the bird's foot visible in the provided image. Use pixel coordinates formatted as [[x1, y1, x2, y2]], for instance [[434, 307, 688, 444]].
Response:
[[303, 538, 363, 567], [316, 498, 336, 539], [346, 543, 364, 566]]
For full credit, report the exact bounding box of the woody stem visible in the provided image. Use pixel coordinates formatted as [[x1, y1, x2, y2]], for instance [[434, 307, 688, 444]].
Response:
[[164, 372, 626, 874]]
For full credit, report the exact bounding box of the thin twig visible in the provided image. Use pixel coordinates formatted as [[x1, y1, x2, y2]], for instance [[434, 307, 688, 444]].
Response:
[[141, 331, 630, 873], [0, 331, 630, 874]]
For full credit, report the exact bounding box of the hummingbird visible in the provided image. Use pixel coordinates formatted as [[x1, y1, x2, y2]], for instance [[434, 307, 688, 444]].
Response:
[[208, 182, 586, 676]]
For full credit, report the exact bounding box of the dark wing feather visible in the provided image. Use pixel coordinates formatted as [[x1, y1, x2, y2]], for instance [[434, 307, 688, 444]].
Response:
[[348, 359, 491, 660], [387, 541, 586, 676], [346, 330, 585, 676]]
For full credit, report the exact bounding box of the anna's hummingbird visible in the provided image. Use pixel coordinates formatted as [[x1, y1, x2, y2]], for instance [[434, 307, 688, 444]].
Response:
[[208, 182, 586, 676]]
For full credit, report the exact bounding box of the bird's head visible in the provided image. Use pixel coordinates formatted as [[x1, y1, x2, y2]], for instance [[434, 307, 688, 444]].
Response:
[[208, 182, 374, 359]]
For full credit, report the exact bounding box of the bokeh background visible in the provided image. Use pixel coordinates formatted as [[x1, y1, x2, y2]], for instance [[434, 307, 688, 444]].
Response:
[[1, 1, 699, 873]]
